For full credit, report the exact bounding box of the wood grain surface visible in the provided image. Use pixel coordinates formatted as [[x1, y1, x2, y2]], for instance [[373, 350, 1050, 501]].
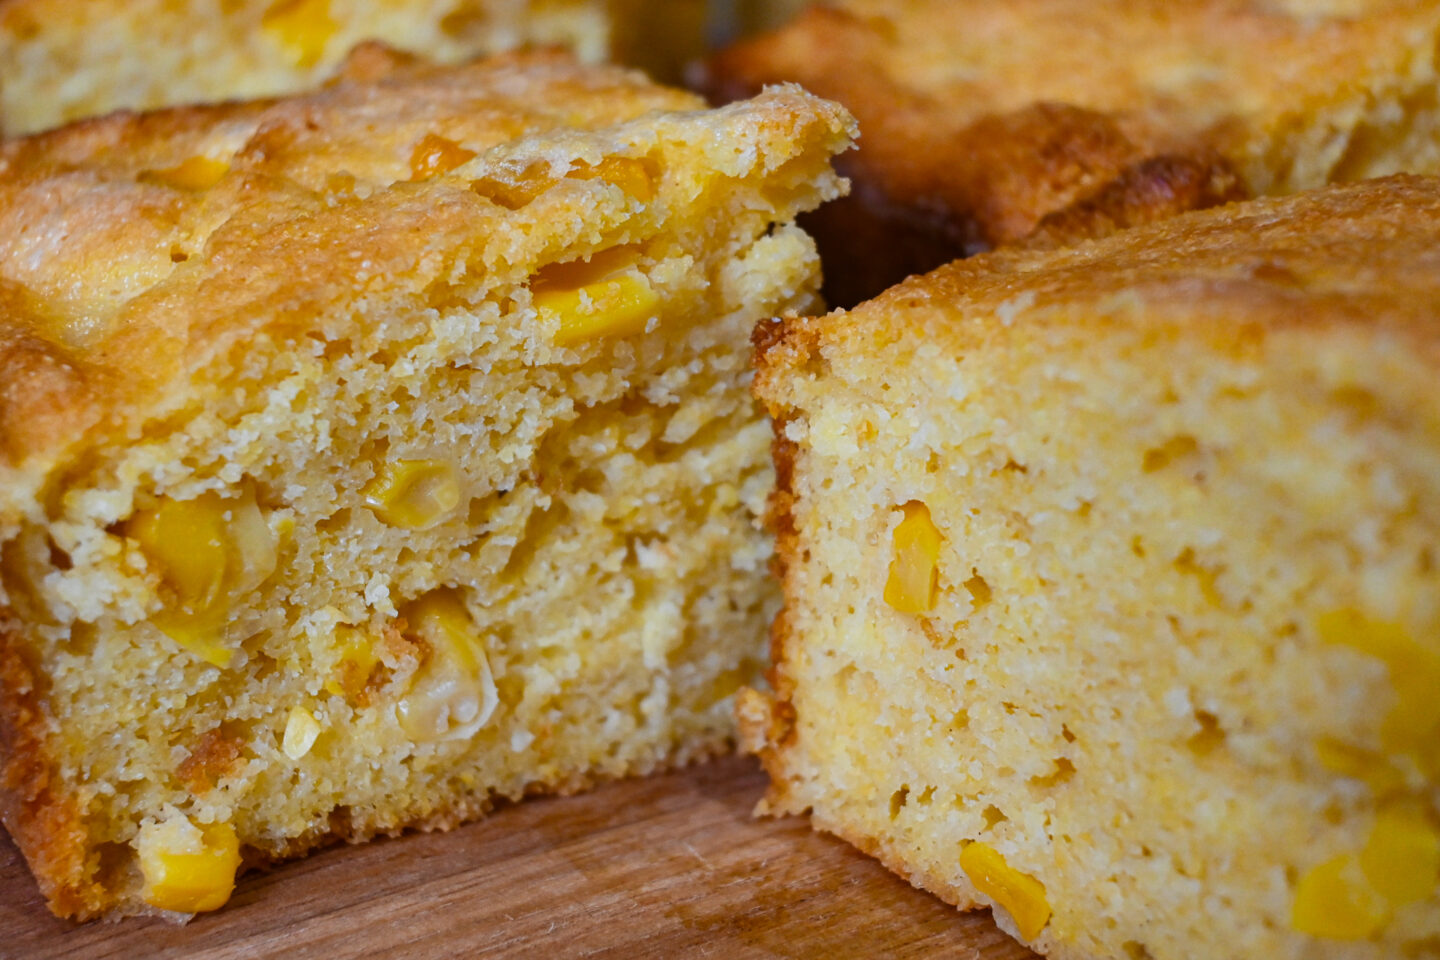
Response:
[[0, 755, 1038, 960]]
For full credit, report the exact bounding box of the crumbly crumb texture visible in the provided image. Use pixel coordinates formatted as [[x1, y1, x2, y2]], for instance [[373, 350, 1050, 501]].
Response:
[[0, 48, 855, 919], [748, 176, 1440, 960]]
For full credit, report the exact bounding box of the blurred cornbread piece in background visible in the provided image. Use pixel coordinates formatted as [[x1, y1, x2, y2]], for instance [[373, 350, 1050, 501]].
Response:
[[0, 0, 717, 135], [744, 174, 1440, 960], [0, 45, 854, 920], [703, 0, 1440, 306]]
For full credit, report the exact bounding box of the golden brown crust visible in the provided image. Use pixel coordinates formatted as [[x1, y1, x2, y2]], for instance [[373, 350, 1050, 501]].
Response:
[[0, 613, 98, 918], [704, 0, 1440, 305], [0, 45, 849, 490], [755, 175, 1440, 392]]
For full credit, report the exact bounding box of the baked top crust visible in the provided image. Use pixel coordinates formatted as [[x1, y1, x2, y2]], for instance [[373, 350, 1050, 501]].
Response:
[[706, 0, 1440, 307], [0, 0, 632, 134], [755, 174, 1440, 400], [0, 44, 850, 512], [710, 0, 1440, 201]]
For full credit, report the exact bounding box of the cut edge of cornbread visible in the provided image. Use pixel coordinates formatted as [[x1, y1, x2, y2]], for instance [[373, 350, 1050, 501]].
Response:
[[0, 55, 856, 920], [745, 176, 1440, 960]]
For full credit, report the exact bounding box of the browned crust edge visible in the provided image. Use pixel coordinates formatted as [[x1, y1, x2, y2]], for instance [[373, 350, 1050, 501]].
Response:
[[0, 611, 100, 919], [699, 18, 1254, 308]]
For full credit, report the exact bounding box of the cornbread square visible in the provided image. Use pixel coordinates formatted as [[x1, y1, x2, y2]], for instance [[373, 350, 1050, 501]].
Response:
[[703, 0, 1440, 306], [745, 176, 1440, 960], [0, 46, 854, 920], [0, 0, 705, 136]]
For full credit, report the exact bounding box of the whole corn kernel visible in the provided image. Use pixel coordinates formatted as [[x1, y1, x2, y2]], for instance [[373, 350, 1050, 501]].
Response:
[[126, 485, 277, 667], [531, 246, 660, 346], [1361, 805, 1440, 906], [959, 841, 1052, 942], [1316, 610, 1440, 762], [362, 459, 463, 530], [140, 156, 230, 191], [409, 133, 477, 181], [884, 501, 943, 614], [1292, 853, 1389, 940], [137, 817, 242, 914], [397, 590, 498, 742], [282, 705, 322, 760], [262, 0, 336, 68]]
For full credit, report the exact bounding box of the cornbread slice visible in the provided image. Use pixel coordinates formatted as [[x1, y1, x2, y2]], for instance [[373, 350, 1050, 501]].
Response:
[[0, 45, 854, 920], [703, 0, 1440, 306], [0, 0, 705, 136], [745, 175, 1440, 960]]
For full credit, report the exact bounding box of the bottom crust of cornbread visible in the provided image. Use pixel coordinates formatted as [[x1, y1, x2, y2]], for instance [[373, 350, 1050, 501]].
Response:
[[746, 176, 1440, 960]]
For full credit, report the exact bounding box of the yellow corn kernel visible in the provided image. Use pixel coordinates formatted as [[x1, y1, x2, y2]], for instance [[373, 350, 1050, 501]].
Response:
[[140, 156, 230, 191], [470, 167, 554, 210], [531, 246, 660, 347], [884, 501, 943, 614], [282, 705, 322, 760], [137, 818, 242, 914], [397, 590, 498, 742], [1292, 853, 1389, 940], [959, 842, 1051, 942], [126, 485, 277, 668], [567, 156, 656, 202], [409, 133, 477, 181], [1316, 610, 1440, 761], [1315, 737, 1406, 796], [362, 459, 462, 530], [1361, 805, 1440, 906], [261, 0, 336, 68], [324, 625, 379, 700]]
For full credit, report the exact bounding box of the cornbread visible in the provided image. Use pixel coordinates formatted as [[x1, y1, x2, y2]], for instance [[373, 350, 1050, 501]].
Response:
[[703, 0, 1440, 306], [0, 0, 696, 136], [745, 175, 1440, 960], [0, 45, 855, 920]]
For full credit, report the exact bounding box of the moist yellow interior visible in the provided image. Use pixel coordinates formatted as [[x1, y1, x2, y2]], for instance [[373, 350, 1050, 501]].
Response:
[[0, 188, 824, 915], [766, 318, 1440, 960]]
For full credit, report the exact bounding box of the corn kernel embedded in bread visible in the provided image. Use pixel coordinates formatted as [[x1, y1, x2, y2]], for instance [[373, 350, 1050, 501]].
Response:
[[136, 817, 242, 914], [362, 459, 463, 530], [960, 842, 1052, 942], [1361, 806, 1440, 906], [1292, 853, 1389, 940], [261, 0, 336, 68], [532, 246, 660, 346], [396, 591, 498, 742], [568, 156, 656, 202], [884, 501, 942, 614], [1317, 610, 1440, 761], [139, 156, 230, 191], [409, 134, 477, 181], [282, 706, 322, 760], [1315, 737, 1406, 796], [125, 486, 277, 667]]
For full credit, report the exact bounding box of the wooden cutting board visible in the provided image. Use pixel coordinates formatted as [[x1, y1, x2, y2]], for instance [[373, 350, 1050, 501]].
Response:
[[0, 755, 1038, 959]]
